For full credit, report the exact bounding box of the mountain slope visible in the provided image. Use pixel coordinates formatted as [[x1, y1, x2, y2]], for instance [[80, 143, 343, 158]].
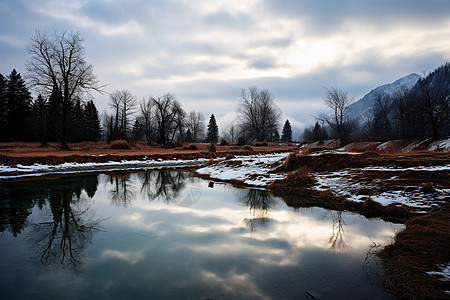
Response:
[[347, 73, 421, 122]]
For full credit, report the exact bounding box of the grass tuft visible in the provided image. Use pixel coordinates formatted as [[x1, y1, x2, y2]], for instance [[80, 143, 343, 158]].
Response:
[[110, 140, 132, 150]]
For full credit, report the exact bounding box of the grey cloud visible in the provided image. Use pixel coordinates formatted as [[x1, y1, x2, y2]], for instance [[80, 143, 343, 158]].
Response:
[[202, 10, 254, 29], [249, 56, 278, 70], [261, 0, 450, 35]]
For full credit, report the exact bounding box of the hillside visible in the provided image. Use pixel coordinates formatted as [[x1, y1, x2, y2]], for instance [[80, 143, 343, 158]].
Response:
[[346, 73, 421, 123]]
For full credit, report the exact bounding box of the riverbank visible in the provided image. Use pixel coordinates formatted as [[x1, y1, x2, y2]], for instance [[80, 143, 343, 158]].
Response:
[[0, 141, 297, 179], [1, 141, 449, 298], [196, 145, 450, 299]]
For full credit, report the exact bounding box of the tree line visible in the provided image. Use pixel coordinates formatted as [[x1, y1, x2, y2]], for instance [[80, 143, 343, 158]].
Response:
[[0, 30, 292, 149], [0, 69, 101, 144], [303, 63, 450, 146], [102, 86, 292, 147], [5, 30, 447, 149]]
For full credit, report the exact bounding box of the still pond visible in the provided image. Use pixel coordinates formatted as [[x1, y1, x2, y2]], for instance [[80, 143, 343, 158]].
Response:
[[0, 171, 402, 299]]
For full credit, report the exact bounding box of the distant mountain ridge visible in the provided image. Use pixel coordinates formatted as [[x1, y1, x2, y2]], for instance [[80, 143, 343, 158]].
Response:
[[347, 73, 421, 122]]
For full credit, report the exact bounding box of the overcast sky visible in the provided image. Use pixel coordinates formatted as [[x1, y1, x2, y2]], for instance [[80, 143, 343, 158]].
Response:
[[1, 0, 450, 137]]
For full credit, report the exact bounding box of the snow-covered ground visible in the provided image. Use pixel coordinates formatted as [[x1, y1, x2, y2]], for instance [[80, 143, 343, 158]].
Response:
[[196, 152, 289, 186], [2, 149, 448, 212], [313, 165, 450, 211], [428, 138, 450, 152], [427, 263, 450, 294], [0, 158, 208, 179]]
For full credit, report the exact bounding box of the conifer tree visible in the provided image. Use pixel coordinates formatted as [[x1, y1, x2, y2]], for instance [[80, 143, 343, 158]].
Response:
[[0, 73, 7, 141], [69, 99, 86, 142], [281, 119, 292, 142], [206, 114, 219, 145], [6, 69, 32, 141], [46, 86, 62, 142], [185, 128, 193, 143], [84, 100, 102, 141], [272, 130, 280, 142], [32, 94, 48, 145]]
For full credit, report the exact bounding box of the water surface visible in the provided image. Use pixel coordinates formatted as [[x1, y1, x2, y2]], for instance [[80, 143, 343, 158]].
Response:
[[0, 171, 401, 299]]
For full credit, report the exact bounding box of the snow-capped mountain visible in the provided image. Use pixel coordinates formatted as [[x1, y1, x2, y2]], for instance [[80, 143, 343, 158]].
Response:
[[347, 73, 421, 122]]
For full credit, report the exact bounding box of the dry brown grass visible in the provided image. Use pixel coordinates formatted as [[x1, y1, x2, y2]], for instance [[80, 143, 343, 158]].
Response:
[[300, 145, 334, 155], [269, 167, 315, 195], [279, 152, 300, 171], [253, 142, 268, 147], [182, 144, 198, 150], [110, 140, 132, 150], [341, 142, 380, 152], [378, 203, 450, 299], [204, 158, 216, 166]]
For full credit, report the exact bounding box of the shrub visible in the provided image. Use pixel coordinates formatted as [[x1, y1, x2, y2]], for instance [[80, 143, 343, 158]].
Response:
[[204, 158, 216, 166], [110, 140, 132, 149], [286, 167, 315, 186], [420, 182, 436, 193], [281, 152, 299, 171], [242, 145, 253, 151], [220, 138, 229, 146], [185, 144, 198, 150], [362, 198, 384, 216], [225, 154, 235, 160]]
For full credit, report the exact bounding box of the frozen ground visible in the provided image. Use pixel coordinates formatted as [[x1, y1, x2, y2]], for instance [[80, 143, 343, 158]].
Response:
[[427, 263, 450, 294], [0, 158, 208, 179], [313, 166, 450, 212], [2, 149, 448, 212], [196, 152, 289, 186], [198, 150, 449, 212]]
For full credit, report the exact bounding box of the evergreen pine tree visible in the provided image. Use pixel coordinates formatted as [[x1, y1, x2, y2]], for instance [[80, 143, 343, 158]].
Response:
[[0, 73, 7, 141], [46, 86, 62, 142], [185, 128, 193, 143], [206, 114, 219, 145], [312, 122, 327, 141], [84, 100, 102, 141], [69, 99, 86, 142], [281, 119, 292, 142], [272, 130, 280, 142], [32, 94, 48, 145], [6, 69, 32, 141]]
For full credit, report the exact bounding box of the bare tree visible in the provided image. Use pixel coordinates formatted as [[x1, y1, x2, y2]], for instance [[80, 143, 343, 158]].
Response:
[[320, 87, 354, 146], [152, 93, 185, 146], [186, 111, 205, 142], [27, 30, 104, 150], [238, 86, 281, 142], [109, 89, 137, 140], [391, 86, 410, 138], [373, 92, 392, 140], [138, 98, 155, 144], [417, 75, 450, 139]]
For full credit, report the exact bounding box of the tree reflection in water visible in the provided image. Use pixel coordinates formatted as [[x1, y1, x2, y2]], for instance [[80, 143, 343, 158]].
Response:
[[29, 191, 102, 273], [139, 171, 186, 204], [328, 211, 347, 251], [108, 173, 136, 206], [236, 188, 278, 233], [0, 175, 103, 273]]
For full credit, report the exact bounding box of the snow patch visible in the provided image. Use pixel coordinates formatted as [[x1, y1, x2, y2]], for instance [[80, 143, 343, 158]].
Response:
[[312, 166, 449, 210], [0, 158, 208, 179], [428, 138, 450, 152], [402, 139, 431, 152], [196, 152, 289, 187], [427, 263, 450, 282]]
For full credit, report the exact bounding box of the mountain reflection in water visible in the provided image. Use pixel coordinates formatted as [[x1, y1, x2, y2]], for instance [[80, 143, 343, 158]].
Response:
[[0, 171, 400, 299]]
